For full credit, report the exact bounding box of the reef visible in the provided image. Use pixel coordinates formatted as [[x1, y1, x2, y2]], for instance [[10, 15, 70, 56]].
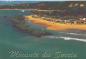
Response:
[[10, 15, 52, 37]]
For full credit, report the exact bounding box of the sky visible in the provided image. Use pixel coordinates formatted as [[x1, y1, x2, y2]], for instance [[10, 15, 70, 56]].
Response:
[[0, 0, 85, 1]]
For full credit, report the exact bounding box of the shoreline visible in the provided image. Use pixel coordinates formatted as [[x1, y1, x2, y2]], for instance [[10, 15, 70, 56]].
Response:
[[0, 9, 35, 10], [25, 15, 86, 31]]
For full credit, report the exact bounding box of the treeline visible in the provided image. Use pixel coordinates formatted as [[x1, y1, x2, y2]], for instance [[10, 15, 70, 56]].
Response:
[[0, 2, 74, 9], [0, 1, 86, 10]]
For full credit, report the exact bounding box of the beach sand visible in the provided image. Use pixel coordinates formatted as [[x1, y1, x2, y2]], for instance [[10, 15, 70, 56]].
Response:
[[25, 16, 86, 31]]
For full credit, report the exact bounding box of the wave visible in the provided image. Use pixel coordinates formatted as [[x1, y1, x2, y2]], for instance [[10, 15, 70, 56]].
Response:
[[59, 32, 86, 36], [43, 36, 86, 42], [59, 37, 86, 42]]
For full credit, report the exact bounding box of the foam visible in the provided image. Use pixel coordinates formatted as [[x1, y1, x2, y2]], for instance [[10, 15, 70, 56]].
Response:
[[59, 32, 86, 36], [59, 36, 86, 42], [43, 35, 86, 42]]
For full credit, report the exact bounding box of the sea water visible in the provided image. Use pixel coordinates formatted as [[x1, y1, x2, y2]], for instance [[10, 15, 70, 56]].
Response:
[[0, 10, 86, 59]]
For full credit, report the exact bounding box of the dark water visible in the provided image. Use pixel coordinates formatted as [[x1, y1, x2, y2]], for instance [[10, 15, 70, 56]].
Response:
[[0, 10, 86, 59]]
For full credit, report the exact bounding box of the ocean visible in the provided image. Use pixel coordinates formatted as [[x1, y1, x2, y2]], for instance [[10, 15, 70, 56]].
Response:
[[0, 10, 86, 59]]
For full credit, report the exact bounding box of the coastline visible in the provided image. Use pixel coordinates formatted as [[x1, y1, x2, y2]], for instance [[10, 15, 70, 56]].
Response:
[[25, 15, 86, 31]]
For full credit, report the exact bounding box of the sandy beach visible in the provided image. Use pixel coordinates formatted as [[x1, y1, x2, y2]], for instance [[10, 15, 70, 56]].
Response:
[[25, 16, 86, 31]]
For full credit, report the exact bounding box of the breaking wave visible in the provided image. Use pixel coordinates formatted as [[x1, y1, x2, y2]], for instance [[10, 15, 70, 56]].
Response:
[[43, 36, 86, 42], [59, 37, 86, 42]]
